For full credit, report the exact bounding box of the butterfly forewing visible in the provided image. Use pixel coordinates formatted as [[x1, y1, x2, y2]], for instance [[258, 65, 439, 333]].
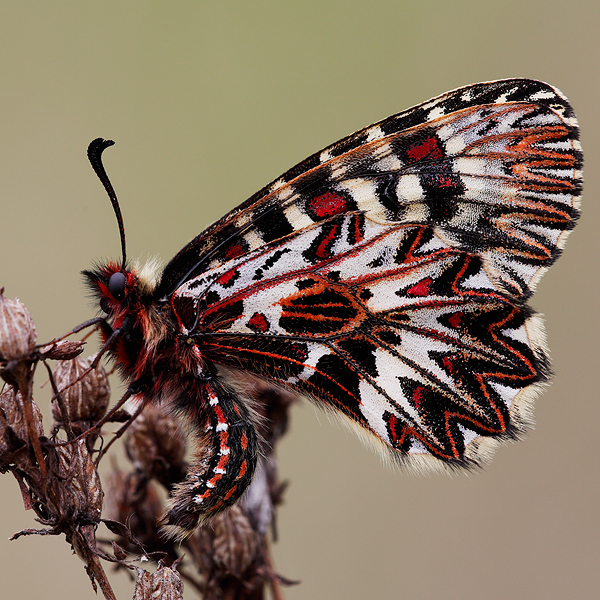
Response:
[[166, 79, 580, 470], [157, 79, 580, 299]]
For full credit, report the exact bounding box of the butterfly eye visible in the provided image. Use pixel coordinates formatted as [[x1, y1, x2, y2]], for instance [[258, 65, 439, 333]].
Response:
[[108, 271, 127, 301]]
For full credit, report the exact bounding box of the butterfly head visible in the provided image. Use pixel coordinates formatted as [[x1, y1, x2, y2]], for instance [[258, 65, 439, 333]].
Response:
[[84, 261, 140, 318], [84, 139, 152, 368], [83, 258, 169, 382], [84, 139, 141, 321], [84, 255, 162, 318]]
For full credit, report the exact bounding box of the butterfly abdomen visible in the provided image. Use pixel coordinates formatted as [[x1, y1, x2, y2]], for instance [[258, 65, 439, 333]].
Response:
[[161, 377, 259, 539]]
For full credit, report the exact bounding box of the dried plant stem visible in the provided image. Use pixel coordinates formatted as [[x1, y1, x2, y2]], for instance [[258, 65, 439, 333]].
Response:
[[72, 525, 118, 600], [19, 366, 47, 479]]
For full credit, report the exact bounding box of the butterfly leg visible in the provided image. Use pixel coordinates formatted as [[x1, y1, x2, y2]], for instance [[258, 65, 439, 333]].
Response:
[[161, 377, 259, 540]]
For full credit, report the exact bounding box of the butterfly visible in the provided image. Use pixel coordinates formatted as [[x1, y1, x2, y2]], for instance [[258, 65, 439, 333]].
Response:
[[84, 79, 581, 539]]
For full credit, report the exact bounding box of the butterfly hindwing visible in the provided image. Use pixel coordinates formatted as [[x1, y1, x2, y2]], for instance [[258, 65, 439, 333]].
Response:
[[172, 218, 535, 466]]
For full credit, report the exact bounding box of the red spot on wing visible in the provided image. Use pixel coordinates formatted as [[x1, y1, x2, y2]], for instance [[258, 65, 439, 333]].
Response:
[[349, 214, 365, 245], [388, 414, 400, 445], [308, 191, 348, 218], [217, 268, 238, 287], [224, 240, 247, 260], [406, 135, 444, 162], [447, 312, 464, 329], [247, 312, 269, 333], [406, 277, 433, 296], [237, 460, 248, 479], [314, 223, 341, 259], [442, 356, 456, 373], [387, 414, 412, 449], [412, 385, 426, 409], [437, 176, 456, 188]]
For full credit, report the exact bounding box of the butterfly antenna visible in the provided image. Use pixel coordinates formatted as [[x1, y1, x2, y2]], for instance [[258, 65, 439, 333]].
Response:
[[87, 138, 127, 269]]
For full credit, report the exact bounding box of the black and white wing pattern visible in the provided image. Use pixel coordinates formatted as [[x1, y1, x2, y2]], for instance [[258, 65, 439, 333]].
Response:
[[162, 79, 580, 471]]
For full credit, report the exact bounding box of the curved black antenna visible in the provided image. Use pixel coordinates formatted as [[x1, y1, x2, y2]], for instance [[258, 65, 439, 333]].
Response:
[[87, 138, 127, 269]]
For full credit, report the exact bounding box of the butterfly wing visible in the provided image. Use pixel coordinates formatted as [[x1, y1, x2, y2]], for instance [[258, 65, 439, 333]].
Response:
[[156, 79, 580, 299], [167, 79, 581, 469]]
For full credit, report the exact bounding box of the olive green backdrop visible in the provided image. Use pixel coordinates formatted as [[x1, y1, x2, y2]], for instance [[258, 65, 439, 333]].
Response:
[[1, 2, 598, 599]]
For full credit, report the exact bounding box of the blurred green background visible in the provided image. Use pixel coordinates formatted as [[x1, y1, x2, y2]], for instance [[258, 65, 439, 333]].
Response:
[[1, 2, 598, 599]]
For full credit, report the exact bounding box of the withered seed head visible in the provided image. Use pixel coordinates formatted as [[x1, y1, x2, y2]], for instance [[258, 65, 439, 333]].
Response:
[[212, 504, 260, 577], [0, 385, 44, 445], [103, 466, 165, 550], [133, 563, 184, 600], [40, 339, 85, 361], [52, 355, 110, 424], [124, 402, 186, 481], [132, 569, 152, 600], [45, 440, 103, 525], [0, 290, 37, 362], [0, 386, 44, 471]]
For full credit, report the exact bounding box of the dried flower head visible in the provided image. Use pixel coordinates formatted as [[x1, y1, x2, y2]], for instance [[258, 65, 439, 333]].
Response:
[[43, 439, 103, 526], [103, 465, 165, 551], [124, 402, 186, 486], [132, 562, 183, 600], [0, 385, 44, 459], [0, 289, 37, 363], [211, 503, 260, 577], [52, 355, 110, 426]]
